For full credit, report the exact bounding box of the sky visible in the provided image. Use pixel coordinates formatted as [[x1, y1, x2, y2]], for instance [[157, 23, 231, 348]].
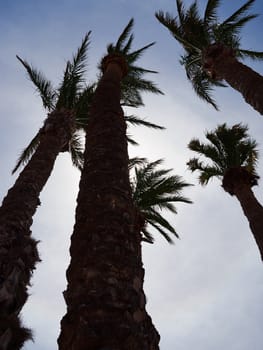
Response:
[[1, 1, 263, 349]]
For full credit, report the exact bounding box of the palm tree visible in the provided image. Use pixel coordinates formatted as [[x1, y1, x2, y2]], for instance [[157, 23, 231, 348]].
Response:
[[156, 0, 263, 114], [187, 123, 263, 261], [58, 19, 163, 349], [0, 22, 165, 347], [131, 159, 192, 244], [0, 33, 94, 349]]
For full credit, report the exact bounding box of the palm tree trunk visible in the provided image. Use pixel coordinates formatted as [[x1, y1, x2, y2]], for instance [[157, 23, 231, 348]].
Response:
[[203, 45, 263, 115], [0, 109, 74, 350], [58, 57, 160, 350], [234, 186, 263, 261]]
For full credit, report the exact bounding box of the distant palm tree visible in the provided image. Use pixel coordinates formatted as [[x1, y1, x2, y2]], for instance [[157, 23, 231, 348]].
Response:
[[156, 0, 263, 114], [187, 123, 263, 261], [131, 159, 192, 244], [58, 19, 163, 349], [0, 33, 93, 350]]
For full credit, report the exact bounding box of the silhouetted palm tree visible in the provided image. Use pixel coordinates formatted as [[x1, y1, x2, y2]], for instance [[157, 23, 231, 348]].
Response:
[[156, 0, 263, 114], [1, 21, 166, 347], [187, 123, 263, 261], [131, 159, 192, 243], [0, 33, 93, 350], [58, 19, 163, 349]]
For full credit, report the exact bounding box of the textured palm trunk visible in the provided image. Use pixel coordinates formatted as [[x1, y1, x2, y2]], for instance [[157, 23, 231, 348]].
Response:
[[203, 44, 263, 115], [222, 167, 263, 261], [0, 109, 74, 350], [234, 186, 263, 261], [58, 56, 160, 350]]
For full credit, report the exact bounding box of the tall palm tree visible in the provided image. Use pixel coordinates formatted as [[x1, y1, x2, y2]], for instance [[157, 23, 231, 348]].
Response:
[[58, 19, 163, 350], [1, 22, 165, 347], [187, 123, 263, 261], [0, 33, 94, 350], [131, 159, 192, 244], [156, 0, 263, 114]]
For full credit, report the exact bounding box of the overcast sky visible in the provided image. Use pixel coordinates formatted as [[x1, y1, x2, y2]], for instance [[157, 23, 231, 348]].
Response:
[[1, 1, 263, 349]]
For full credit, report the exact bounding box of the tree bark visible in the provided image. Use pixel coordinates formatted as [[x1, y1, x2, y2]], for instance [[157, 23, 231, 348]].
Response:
[[58, 57, 160, 350], [0, 109, 74, 350], [203, 44, 263, 115], [234, 185, 263, 261]]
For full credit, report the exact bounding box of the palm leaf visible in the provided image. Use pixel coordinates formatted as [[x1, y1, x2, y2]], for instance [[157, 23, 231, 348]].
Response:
[[16, 55, 56, 110], [141, 227, 154, 243], [12, 131, 41, 174], [128, 157, 147, 170], [176, 0, 186, 24], [131, 159, 192, 243], [124, 115, 165, 130], [222, 0, 256, 26], [68, 131, 85, 170], [190, 68, 219, 110], [146, 210, 179, 241], [204, 0, 221, 24], [56, 31, 91, 109], [225, 14, 258, 37], [198, 165, 223, 185], [238, 49, 263, 61], [126, 134, 139, 146], [127, 42, 155, 62], [155, 11, 201, 52], [115, 18, 134, 52], [75, 83, 96, 129]]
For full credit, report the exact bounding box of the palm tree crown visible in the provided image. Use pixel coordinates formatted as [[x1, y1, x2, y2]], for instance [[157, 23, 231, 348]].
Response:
[[14, 33, 93, 172], [187, 123, 259, 190], [131, 159, 192, 243], [156, 0, 263, 109], [99, 18, 163, 108]]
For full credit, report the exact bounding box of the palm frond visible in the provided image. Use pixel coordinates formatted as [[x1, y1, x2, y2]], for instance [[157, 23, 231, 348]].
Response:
[[131, 159, 192, 243], [190, 68, 219, 110], [115, 18, 134, 52], [12, 131, 41, 174], [68, 131, 85, 171], [222, 0, 256, 26], [128, 157, 148, 170], [187, 158, 222, 185], [75, 83, 96, 129], [125, 115, 165, 130], [198, 165, 223, 185], [204, 0, 221, 24], [188, 138, 224, 167], [238, 49, 263, 61], [127, 42, 155, 63], [141, 227, 155, 243], [120, 70, 163, 107], [122, 34, 134, 55], [16, 55, 56, 110], [225, 14, 258, 37], [155, 11, 202, 52], [186, 1, 199, 20], [146, 211, 179, 241], [56, 32, 91, 109], [127, 134, 139, 146], [176, 0, 185, 23]]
